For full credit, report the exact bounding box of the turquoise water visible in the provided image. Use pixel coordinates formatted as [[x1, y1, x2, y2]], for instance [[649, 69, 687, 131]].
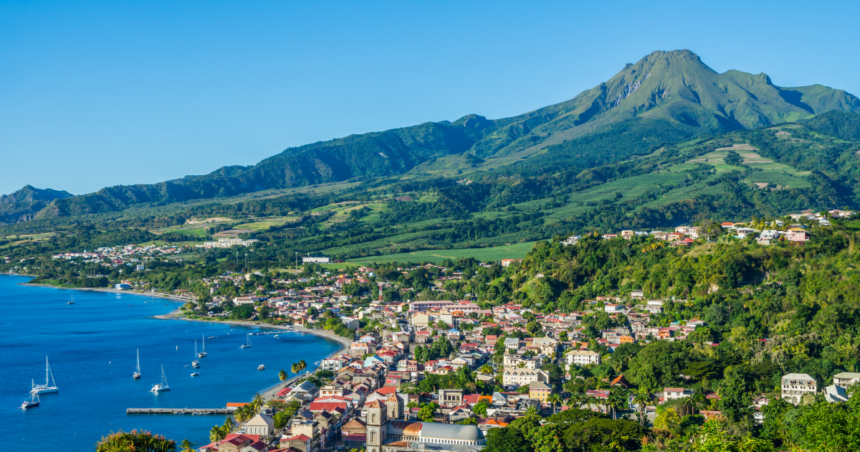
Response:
[[0, 275, 341, 450]]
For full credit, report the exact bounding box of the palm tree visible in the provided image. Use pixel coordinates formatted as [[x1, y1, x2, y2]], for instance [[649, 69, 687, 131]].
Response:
[[180, 439, 196, 452], [479, 364, 493, 375], [209, 426, 224, 443], [223, 416, 234, 432], [632, 390, 651, 428], [299, 359, 307, 373], [291, 363, 299, 375], [252, 393, 264, 411], [547, 394, 562, 414], [279, 369, 288, 381], [607, 391, 626, 420], [524, 406, 539, 418]]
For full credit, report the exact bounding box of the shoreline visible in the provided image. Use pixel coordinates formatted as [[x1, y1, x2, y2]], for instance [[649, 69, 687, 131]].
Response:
[[170, 317, 352, 404], [11, 274, 352, 410]]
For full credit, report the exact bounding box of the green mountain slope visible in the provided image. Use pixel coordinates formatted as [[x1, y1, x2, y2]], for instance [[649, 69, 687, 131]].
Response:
[[39, 50, 860, 217], [0, 185, 72, 224]]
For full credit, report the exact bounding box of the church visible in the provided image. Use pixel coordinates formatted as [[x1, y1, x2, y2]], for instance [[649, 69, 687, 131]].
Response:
[[365, 396, 486, 452]]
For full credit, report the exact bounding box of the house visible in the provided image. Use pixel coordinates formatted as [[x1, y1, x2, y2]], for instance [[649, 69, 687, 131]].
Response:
[[565, 350, 600, 366], [245, 413, 275, 438], [202, 434, 266, 452], [662, 388, 693, 402], [302, 256, 330, 263], [786, 230, 810, 242], [502, 368, 549, 388], [824, 384, 850, 403], [604, 304, 624, 313], [781, 373, 817, 405], [501, 259, 523, 268], [279, 434, 312, 452], [833, 372, 860, 388], [528, 381, 551, 402]]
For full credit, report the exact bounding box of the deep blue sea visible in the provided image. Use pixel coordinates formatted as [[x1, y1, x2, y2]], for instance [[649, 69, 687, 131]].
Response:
[[0, 275, 341, 451]]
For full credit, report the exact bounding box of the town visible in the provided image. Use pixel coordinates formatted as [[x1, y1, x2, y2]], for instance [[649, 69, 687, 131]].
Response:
[[18, 211, 859, 452]]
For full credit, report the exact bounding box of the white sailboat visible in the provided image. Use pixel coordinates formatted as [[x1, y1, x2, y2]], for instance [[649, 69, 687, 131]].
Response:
[[133, 349, 141, 380], [191, 341, 200, 368], [150, 365, 170, 393], [198, 335, 207, 358], [20, 385, 40, 409], [31, 357, 58, 394], [240, 333, 251, 349], [67, 294, 75, 305]]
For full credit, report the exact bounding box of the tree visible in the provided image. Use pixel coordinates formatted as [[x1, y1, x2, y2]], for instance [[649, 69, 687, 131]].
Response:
[[653, 408, 681, 432], [484, 425, 531, 452], [252, 393, 264, 411], [209, 426, 224, 443], [279, 369, 288, 381], [179, 440, 195, 452], [472, 400, 489, 417], [631, 389, 651, 428], [418, 402, 439, 422], [719, 369, 752, 424], [547, 394, 562, 414], [97, 430, 177, 452]]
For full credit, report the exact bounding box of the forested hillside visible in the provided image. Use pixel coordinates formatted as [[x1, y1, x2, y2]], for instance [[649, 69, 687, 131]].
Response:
[[30, 50, 860, 218]]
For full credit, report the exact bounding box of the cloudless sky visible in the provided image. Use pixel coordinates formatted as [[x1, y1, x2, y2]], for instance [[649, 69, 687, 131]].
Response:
[[2, 0, 859, 195]]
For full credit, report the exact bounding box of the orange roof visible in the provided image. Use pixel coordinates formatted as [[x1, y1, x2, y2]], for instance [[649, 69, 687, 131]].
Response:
[[226, 402, 249, 408]]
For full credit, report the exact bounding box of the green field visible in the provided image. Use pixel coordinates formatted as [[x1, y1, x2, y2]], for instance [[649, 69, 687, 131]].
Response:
[[346, 241, 537, 264]]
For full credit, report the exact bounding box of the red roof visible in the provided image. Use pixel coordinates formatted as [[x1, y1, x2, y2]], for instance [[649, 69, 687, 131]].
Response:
[[283, 434, 312, 442], [375, 386, 397, 395], [310, 401, 349, 412]]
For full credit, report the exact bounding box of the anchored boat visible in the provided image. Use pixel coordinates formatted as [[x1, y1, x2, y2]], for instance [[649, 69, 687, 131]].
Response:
[[31, 357, 59, 395], [133, 348, 141, 380], [150, 365, 170, 393]]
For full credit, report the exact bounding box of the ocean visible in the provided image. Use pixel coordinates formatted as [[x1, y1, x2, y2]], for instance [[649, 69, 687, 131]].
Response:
[[0, 275, 342, 450]]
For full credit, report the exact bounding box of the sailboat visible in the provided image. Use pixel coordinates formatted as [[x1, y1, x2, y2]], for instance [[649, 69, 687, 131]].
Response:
[[240, 334, 251, 349], [198, 335, 207, 358], [31, 357, 59, 394], [191, 341, 200, 368], [190, 371, 199, 377], [67, 294, 75, 305], [20, 386, 40, 409], [150, 365, 170, 393], [133, 349, 141, 380]]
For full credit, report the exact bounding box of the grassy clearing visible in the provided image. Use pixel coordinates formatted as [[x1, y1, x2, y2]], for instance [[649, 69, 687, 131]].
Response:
[[232, 216, 299, 230], [346, 241, 537, 264]]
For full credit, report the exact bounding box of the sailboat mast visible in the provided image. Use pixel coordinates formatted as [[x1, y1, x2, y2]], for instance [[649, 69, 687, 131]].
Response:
[[45, 357, 49, 386], [137, 349, 140, 373]]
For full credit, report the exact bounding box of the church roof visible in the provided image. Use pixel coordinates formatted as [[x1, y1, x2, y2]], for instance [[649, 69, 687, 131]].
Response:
[[365, 400, 385, 409]]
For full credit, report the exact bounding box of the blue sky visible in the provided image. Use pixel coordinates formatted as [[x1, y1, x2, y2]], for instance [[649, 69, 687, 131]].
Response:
[[2, 0, 859, 195]]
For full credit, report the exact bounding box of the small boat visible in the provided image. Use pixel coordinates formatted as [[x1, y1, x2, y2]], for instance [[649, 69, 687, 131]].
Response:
[[190, 372, 199, 377], [67, 295, 75, 305], [133, 349, 141, 380], [257, 364, 265, 371], [198, 335, 207, 358], [31, 357, 59, 394], [273, 335, 279, 339], [20, 389, 40, 409], [191, 341, 200, 368], [240, 334, 251, 349], [150, 365, 170, 393]]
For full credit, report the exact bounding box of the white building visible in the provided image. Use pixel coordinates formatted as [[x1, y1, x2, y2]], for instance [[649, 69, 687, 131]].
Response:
[[565, 350, 600, 366], [502, 369, 549, 388], [781, 373, 817, 405], [245, 413, 275, 437], [662, 388, 693, 402], [303, 256, 331, 264], [833, 372, 860, 388]]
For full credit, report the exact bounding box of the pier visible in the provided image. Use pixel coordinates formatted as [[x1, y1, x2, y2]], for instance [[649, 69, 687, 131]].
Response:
[[126, 408, 233, 415]]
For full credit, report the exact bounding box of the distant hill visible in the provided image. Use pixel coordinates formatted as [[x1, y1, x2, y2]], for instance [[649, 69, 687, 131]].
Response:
[[0, 185, 72, 223], [39, 50, 860, 218]]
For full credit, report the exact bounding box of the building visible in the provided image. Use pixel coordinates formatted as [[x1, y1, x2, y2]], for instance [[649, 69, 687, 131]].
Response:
[[529, 381, 551, 402], [439, 388, 464, 406], [201, 433, 266, 452], [303, 256, 331, 264], [833, 372, 860, 388], [500, 259, 522, 268], [781, 373, 817, 405], [245, 413, 275, 437], [502, 369, 549, 388], [365, 400, 486, 452], [662, 388, 693, 402], [565, 350, 600, 366]]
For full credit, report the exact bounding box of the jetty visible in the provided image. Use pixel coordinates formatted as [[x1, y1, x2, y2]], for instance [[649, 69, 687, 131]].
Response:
[[126, 407, 233, 415]]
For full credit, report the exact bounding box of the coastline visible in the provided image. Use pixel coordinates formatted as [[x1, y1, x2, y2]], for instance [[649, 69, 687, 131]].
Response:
[[12, 274, 352, 410], [171, 317, 352, 404]]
